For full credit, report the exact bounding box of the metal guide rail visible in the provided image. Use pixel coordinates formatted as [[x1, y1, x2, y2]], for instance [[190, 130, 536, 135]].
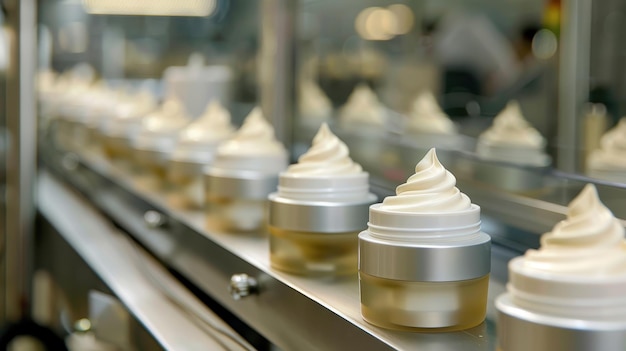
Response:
[[40, 147, 510, 351]]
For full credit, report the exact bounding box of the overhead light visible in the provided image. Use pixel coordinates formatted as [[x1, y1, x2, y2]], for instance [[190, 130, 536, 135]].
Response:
[[387, 4, 414, 35], [355, 4, 414, 41], [82, 0, 217, 17]]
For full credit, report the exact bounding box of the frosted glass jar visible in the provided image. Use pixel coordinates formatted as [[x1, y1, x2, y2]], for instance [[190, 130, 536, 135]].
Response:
[[268, 175, 375, 276], [167, 158, 206, 209], [204, 168, 278, 233], [358, 204, 491, 332], [496, 258, 626, 351]]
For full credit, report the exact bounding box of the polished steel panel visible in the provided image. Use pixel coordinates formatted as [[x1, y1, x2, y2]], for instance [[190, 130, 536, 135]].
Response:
[[558, 0, 592, 172], [4, 0, 37, 322], [37, 173, 252, 351], [259, 0, 296, 149]]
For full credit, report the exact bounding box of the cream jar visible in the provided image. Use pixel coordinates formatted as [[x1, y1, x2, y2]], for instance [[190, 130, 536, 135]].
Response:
[[496, 184, 626, 351], [298, 79, 332, 124], [54, 80, 93, 152], [339, 83, 385, 128], [587, 118, 626, 182], [268, 123, 376, 276], [475, 101, 550, 192], [168, 101, 234, 208], [81, 86, 121, 155], [359, 148, 491, 332], [404, 92, 462, 149], [101, 90, 156, 163], [204, 107, 288, 232], [132, 98, 190, 186]]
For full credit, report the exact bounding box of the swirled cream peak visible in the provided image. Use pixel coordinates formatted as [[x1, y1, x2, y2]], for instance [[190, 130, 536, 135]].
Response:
[[179, 101, 234, 143], [588, 118, 626, 171], [339, 84, 385, 125], [142, 97, 189, 133], [299, 80, 332, 119], [408, 92, 456, 135], [286, 123, 362, 176], [479, 101, 545, 147], [522, 184, 626, 276], [379, 148, 471, 213], [217, 107, 286, 156]]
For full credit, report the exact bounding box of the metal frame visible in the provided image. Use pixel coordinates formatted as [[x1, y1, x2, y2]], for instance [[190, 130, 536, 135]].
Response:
[[37, 173, 252, 350], [4, 0, 37, 323], [259, 0, 296, 151], [557, 0, 592, 172]]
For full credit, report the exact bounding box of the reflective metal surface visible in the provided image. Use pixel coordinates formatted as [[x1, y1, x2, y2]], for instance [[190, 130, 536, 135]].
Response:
[[4, 0, 37, 322], [268, 193, 376, 233], [205, 168, 279, 200], [229, 274, 259, 300], [359, 232, 491, 282], [497, 294, 626, 351], [38, 172, 252, 351], [558, 0, 592, 172]]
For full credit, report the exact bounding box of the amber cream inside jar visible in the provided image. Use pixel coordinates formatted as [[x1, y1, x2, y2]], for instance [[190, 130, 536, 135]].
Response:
[[359, 148, 491, 332], [496, 184, 626, 351], [204, 107, 287, 232], [268, 124, 376, 276]]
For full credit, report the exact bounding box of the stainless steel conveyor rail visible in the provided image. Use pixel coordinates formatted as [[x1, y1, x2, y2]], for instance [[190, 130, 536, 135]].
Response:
[[40, 148, 507, 351], [37, 171, 254, 351]]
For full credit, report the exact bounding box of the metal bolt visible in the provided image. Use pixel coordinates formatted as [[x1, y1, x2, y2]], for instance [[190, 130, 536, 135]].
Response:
[[229, 274, 259, 300], [144, 210, 167, 228], [62, 153, 80, 171], [74, 318, 92, 333]]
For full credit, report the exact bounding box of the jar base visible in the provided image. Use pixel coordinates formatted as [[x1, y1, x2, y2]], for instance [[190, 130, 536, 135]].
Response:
[[270, 227, 358, 276], [206, 197, 268, 234], [359, 272, 489, 332]]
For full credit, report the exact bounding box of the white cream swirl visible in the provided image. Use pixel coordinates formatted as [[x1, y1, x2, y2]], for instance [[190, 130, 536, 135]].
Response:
[[141, 98, 190, 133], [588, 118, 626, 171], [178, 101, 234, 144], [286, 123, 362, 176], [217, 107, 286, 156], [339, 84, 385, 126], [479, 101, 545, 147], [408, 92, 456, 135], [299, 80, 332, 120], [115, 90, 157, 121], [379, 148, 471, 213], [522, 184, 626, 275]]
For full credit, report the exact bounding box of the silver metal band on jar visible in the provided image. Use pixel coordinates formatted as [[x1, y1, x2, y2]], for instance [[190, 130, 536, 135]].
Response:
[[169, 158, 204, 177], [133, 148, 170, 167], [204, 167, 279, 200], [496, 294, 626, 351], [359, 231, 491, 282], [268, 193, 376, 234]]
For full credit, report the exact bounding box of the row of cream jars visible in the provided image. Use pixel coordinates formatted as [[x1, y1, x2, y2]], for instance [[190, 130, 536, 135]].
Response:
[[204, 108, 288, 232], [268, 123, 376, 275], [359, 149, 491, 332], [496, 184, 626, 351], [167, 101, 234, 208]]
